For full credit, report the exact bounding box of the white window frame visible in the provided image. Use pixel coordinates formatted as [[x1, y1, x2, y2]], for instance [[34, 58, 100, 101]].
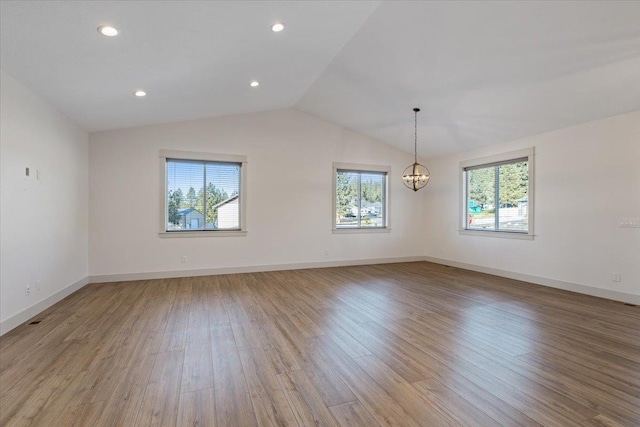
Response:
[[159, 150, 247, 237], [332, 162, 391, 234], [459, 147, 534, 240]]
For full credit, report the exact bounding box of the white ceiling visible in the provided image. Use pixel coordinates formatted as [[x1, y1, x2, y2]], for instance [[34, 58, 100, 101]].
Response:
[[2, 1, 639, 157]]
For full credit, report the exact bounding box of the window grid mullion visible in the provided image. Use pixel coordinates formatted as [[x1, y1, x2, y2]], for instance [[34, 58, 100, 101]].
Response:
[[382, 174, 386, 227], [494, 165, 499, 230], [465, 171, 470, 229], [166, 162, 169, 228], [357, 173, 362, 228], [202, 162, 207, 230]]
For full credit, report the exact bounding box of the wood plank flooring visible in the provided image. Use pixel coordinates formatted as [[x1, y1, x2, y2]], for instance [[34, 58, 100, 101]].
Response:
[[1, 262, 639, 426]]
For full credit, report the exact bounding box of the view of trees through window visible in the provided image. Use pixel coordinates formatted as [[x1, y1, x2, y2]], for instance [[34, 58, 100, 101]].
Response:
[[336, 170, 385, 228], [466, 159, 529, 232], [166, 160, 240, 231]]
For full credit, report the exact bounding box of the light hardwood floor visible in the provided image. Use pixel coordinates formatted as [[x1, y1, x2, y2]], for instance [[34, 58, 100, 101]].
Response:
[[1, 262, 639, 426]]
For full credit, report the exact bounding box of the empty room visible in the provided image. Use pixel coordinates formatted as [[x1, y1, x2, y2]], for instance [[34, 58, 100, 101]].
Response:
[[1, 1, 639, 426]]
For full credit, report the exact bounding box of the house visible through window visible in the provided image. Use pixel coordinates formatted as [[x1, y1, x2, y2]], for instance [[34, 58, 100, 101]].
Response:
[[333, 163, 389, 230], [460, 148, 534, 238], [164, 156, 243, 232]]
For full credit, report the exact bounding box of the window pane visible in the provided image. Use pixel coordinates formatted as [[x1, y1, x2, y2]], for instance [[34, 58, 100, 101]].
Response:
[[204, 163, 240, 229], [166, 159, 241, 232], [336, 171, 359, 228], [498, 161, 528, 232], [467, 166, 496, 230], [167, 161, 204, 231], [360, 173, 384, 227]]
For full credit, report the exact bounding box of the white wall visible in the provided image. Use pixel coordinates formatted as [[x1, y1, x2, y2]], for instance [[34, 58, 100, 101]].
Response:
[[89, 109, 424, 279], [0, 70, 89, 333], [5, 73, 634, 335], [422, 111, 640, 301]]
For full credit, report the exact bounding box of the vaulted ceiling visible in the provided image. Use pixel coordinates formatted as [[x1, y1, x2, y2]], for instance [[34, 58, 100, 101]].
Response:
[[2, 1, 639, 157]]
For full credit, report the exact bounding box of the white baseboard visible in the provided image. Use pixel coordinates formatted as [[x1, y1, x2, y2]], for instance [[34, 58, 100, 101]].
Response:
[[89, 256, 426, 284], [423, 256, 640, 305], [0, 276, 90, 336]]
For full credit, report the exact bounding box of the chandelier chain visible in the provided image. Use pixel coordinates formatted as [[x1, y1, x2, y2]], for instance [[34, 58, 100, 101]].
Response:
[[414, 109, 418, 164]]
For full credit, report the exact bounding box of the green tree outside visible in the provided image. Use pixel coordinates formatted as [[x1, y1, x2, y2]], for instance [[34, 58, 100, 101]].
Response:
[[498, 161, 528, 206], [362, 177, 382, 204], [197, 183, 228, 227], [185, 186, 197, 209], [336, 172, 357, 220], [468, 161, 528, 209], [168, 188, 184, 225], [468, 167, 495, 208]]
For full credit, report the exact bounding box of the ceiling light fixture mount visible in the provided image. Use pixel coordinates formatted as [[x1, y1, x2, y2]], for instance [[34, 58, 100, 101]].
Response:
[[271, 22, 285, 32], [97, 25, 118, 37], [402, 107, 430, 191]]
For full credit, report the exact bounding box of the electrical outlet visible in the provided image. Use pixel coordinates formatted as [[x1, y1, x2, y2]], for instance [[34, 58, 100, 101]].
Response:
[[181, 256, 188, 263], [612, 273, 621, 282], [324, 250, 329, 256], [25, 286, 31, 296]]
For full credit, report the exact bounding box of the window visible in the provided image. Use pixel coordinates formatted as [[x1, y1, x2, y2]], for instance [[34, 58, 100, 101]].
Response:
[[159, 150, 246, 235], [333, 162, 390, 232], [460, 148, 534, 239]]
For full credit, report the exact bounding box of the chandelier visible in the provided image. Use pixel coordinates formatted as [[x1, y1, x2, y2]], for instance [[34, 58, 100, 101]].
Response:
[[402, 108, 430, 191]]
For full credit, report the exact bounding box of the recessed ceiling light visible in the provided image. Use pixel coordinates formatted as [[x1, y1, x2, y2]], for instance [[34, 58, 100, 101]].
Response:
[[250, 81, 260, 88], [98, 26, 119, 37], [271, 23, 284, 32], [134, 90, 146, 97]]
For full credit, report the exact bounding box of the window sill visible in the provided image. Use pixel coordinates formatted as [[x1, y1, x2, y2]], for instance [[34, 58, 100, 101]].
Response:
[[332, 228, 391, 234], [458, 229, 533, 240], [159, 230, 248, 238]]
